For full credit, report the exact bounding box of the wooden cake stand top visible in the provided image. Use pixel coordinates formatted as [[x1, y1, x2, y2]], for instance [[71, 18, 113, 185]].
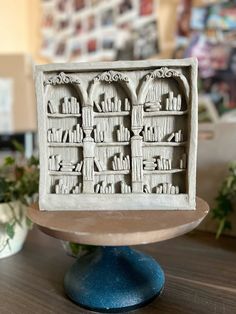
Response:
[[27, 197, 209, 246]]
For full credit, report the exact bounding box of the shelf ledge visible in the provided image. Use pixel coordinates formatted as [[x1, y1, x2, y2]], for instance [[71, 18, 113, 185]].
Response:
[[48, 143, 83, 147], [143, 169, 186, 174], [143, 142, 187, 147], [47, 113, 81, 118], [95, 170, 130, 175], [143, 110, 188, 117], [49, 171, 82, 176], [94, 111, 130, 117], [96, 142, 130, 146]]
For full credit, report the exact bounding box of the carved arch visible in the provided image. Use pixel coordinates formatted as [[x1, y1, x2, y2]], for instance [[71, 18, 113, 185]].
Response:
[[88, 70, 137, 105], [44, 72, 88, 105], [138, 67, 190, 105]]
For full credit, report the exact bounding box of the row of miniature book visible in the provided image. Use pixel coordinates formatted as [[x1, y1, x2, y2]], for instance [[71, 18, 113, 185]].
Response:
[[48, 96, 131, 114], [47, 92, 184, 114], [144, 92, 182, 112], [49, 153, 131, 172], [49, 153, 187, 173], [53, 180, 181, 195], [143, 154, 187, 171], [47, 125, 184, 143]]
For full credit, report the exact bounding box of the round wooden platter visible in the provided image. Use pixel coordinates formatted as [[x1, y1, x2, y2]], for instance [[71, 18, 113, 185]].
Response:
[[27, 197, 209, 246]]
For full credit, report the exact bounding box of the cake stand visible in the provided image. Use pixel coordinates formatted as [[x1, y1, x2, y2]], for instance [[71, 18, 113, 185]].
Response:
[[27, 197, 209, 313]]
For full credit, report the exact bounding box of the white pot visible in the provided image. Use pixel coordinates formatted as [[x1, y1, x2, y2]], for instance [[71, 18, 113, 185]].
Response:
[[0, 202, 28, 259]]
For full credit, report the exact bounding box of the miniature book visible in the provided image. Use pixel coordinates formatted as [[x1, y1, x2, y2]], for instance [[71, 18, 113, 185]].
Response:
[[35, 59, 198, 210]]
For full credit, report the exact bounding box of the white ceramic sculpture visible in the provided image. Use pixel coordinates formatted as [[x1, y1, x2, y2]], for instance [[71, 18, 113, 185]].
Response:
[[35, 59, 198, 211]]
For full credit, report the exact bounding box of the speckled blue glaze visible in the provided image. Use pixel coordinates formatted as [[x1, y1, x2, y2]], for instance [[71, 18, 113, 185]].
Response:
[[64, 246, 165, 313]]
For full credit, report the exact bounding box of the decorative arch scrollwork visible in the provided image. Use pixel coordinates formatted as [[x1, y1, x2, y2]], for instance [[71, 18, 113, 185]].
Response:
[[138, 67, 190, 105], [44, 72, 80, 86], [88, 70, 137, 105], [44, 72, 88, 105]]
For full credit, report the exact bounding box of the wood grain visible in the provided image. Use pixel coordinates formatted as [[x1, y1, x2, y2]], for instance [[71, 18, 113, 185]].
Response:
[[27, 197, 209, 246], [0, 229, 235, 314]]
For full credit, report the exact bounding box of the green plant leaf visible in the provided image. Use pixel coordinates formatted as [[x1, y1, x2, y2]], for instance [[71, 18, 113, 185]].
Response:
[[4, 156, 15, 166], [68, 242, 96, 256], [69, 242, 81, 256], [12, 140, 24, 154], [212, 162, 236, 238], [0, 177, 12, 203], [5, 223, 15, 239], [0, 152, 39, 205], [26, 217, 33, 229], [28, 156, 39, 166]]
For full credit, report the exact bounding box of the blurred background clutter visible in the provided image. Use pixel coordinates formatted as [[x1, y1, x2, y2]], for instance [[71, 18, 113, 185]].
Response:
[[0, 0, 236, 238]]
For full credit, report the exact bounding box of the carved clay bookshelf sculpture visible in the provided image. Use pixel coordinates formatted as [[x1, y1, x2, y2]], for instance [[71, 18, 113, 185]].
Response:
[[35, 59, 198, 211]]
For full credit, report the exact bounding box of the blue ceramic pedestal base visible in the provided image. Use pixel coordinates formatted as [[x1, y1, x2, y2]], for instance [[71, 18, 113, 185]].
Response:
[[64, 246, 165, 313]]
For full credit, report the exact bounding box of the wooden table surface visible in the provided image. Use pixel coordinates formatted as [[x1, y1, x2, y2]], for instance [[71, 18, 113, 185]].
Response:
[[0, 228, 235, 314]]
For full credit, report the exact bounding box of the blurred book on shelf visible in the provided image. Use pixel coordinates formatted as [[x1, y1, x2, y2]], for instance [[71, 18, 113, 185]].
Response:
[[40, 0, 159, 62], [174, 0, 236, 123]]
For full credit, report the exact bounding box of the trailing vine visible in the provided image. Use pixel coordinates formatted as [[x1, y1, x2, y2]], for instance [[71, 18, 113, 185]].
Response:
[[0, 142, 39, 241], [212, 162, 236, 238]]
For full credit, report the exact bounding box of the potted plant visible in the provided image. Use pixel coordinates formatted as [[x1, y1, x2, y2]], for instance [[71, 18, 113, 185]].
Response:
[[0, 147, 39, 258], [213, 161, 236, 238], [0, 145, 93, 259]]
